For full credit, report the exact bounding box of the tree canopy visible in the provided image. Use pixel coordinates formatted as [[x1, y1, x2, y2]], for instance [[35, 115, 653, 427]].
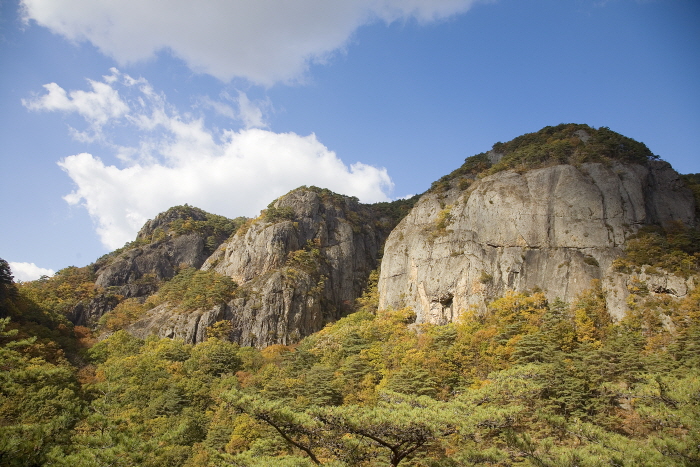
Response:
[[1, 254, 699, 466]]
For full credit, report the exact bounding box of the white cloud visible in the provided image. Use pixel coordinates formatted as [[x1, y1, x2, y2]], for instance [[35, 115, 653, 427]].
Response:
[[9, 262, 55, 282], [198, 96, 237, 121], [22, 69, 130, 142], [42, 72, 393, 250], [199, 91, 271, 129], [234, 91, 270, 129], [60, 131, 393, 249], [20, 0, 484, 85]]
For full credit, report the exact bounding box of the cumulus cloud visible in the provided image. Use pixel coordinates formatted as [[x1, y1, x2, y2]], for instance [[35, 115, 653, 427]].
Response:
[[9, 262, 55, 282], [22, 69, 129, 142], [20, 0, 484, 85], [37, 71, 393, 249]]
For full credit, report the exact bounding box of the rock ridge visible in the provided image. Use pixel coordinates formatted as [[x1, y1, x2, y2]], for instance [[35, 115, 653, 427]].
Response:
[[198, 187, 393, 347], [70, 205, 243, 327], [115, 187, 407, 347], [378, 161, 696, 323]]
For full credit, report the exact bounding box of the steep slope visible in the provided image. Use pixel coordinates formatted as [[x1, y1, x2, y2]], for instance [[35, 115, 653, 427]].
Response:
[[124, 187, 412, 347], [69, 205, 244, 327], [379, 124, 697, 323]]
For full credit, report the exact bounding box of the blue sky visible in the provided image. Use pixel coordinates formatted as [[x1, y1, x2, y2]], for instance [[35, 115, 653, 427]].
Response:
[[1, 0, 699, 281]]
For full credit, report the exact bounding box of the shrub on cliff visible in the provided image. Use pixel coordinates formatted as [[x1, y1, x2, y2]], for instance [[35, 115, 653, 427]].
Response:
[[148, 268, 237, 312]]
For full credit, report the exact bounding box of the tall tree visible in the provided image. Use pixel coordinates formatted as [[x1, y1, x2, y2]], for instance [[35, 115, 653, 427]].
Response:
[[0, 258, 16, 309]]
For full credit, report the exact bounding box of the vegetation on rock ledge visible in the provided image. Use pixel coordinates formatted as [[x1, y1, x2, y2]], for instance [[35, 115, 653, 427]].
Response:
[[98, 205, 247, 264], [432, 123, 660, 193], [613, 221, 700, 277]]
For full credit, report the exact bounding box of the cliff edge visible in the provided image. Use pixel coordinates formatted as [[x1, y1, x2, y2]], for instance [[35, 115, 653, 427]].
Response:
[[378, 125, 696, 323]]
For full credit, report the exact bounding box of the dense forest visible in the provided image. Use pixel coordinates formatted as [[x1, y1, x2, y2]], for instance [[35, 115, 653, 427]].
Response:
[[1, 249, 699, 466]]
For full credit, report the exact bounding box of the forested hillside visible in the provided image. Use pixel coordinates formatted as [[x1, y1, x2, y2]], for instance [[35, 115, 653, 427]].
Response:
[[2, 257, 699, 466]]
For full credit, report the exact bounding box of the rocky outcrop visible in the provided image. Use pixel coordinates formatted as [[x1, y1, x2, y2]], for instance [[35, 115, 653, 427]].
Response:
[[198, 188, 392, 347], [68, 293, 122, 328], [124, 304, 230, 344], [71, 235, 208, 327], [90, 125, 697, 345], [223, 270, 325, 347], [70, 206, 238, 327], [95, 205, 244, 297], [113, 188, 397, 347], [116, 269, 325, 347], [135, 204, 209, 242], [605, 267, 696, 317], [91, 188, 401, 345], [93, 205, 236, 294], [378, 161, 696, 323], [94, 233, 207, 292]]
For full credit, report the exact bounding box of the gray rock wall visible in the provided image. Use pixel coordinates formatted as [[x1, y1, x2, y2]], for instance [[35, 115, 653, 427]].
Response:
[[120, 270, 324, 348], [200, 188, 387, 346], [378, 162, 695, 323], [95, 233, 207, 290], [73, 204, 235, 328], [125, 303, 230, 344], [69, 233, 209, 328], [95, 188, 390, 346]]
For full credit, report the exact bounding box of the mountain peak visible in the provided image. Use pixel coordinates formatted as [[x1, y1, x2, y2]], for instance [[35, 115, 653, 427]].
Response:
[[432, 124, 659, 193]]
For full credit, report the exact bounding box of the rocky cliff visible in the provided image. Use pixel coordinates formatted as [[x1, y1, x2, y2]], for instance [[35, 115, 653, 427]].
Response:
[[378, 125, 697, 323], [124, 303, 231, 344], [117, 187, 406, 347], [89, 124, 698, 346], [70, 205, 243, 327], [199, 187, 396, 347]]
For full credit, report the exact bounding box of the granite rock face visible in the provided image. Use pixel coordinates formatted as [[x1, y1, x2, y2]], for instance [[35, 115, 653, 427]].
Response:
[[70, 235, 209, 328], [378, 161, 696, 323], [71, 208, 228, 327], [124, 303, 231, 344], [94, 234, 207, 291], [68, 293, 122, 328], [118, 270, 324, 347], [199, 188, 391, 347], [92, 189, 395, 345], [87, 125, 697, 346]]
